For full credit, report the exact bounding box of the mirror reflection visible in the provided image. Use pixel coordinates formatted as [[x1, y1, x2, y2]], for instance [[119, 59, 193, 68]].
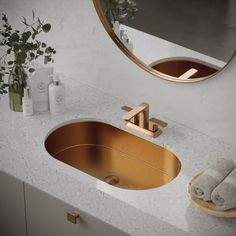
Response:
[[96, 0, 236, 82]]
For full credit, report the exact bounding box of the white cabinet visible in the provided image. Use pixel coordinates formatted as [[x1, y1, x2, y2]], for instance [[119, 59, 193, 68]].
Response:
[[0, 171, 128, 236], [24, 183, 129, 236], [0, 171, 27, 236]]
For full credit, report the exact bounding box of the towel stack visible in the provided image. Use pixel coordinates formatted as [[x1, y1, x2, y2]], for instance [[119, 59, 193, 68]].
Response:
[[190, 158, 236, 211]]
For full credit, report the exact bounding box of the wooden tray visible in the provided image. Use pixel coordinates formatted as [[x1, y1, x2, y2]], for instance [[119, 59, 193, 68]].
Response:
[[187, 173, 236, 218]]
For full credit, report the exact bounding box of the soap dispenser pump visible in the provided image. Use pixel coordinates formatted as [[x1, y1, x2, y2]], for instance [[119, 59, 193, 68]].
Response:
[[49, 75, 65, 115]]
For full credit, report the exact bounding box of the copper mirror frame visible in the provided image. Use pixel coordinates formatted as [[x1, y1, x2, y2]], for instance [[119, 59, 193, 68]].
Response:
[[93, 0, 236, 83]]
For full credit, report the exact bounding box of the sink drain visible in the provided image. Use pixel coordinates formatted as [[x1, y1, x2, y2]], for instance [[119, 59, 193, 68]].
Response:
[[104, 175, 120, 186]]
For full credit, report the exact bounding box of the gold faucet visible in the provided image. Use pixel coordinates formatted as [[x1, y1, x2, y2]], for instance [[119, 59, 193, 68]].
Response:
[[122, 102, 167, 138]]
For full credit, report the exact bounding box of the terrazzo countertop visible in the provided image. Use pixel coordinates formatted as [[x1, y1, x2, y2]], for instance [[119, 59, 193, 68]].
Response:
[[0, 76, 236, 236]]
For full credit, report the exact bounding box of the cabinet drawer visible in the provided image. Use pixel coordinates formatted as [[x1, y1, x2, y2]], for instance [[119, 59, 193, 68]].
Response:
[[25, 184, 129, 236]]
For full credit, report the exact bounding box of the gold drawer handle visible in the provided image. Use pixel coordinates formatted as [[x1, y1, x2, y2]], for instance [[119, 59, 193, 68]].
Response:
[[67, 211, 80, 224]]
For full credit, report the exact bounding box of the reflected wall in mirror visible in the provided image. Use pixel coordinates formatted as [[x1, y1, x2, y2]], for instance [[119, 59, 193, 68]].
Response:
[[93, 0, 236, 82]]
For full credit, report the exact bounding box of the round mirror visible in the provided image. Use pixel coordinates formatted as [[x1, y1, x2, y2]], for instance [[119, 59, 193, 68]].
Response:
[[93, 0, 236, 82]]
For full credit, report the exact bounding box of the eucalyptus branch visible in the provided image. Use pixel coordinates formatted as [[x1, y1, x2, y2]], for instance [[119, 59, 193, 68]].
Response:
[[101, 0, 138, 25], [0, 11, 56, 94]]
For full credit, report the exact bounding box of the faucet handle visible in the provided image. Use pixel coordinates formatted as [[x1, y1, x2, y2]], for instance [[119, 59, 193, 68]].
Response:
[[149, 117, 168, 128], [121, 106, 137, 123], [121, 105, 132, 113], [148, 118, 167, 133], [122, 102, 149, 121]]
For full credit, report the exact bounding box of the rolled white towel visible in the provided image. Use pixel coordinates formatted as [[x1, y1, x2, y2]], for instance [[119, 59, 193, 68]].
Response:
[[190, 158, 235, 201], [211, 168, 236, 211]]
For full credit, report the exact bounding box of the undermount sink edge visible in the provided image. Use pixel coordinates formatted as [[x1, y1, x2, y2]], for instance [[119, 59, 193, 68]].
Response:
[[45, 121, 181, 190]]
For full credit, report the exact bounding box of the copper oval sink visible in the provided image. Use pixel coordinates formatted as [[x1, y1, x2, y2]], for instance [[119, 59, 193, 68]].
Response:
[[45, 121, 181, 190], [150, 58, 219, 79]]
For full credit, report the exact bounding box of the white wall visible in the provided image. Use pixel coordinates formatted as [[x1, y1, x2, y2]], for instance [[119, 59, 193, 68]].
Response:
[[0, 0, 235, 146]]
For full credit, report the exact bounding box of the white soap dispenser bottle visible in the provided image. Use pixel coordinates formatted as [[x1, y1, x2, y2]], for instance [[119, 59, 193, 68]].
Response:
[[22, 86, 34, 116], [49, 75, 65, 115], [112, 21, 120, 37], [120, 28, 133, 52]]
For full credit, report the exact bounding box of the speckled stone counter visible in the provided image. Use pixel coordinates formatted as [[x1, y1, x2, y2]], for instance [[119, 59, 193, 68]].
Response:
[[0, 76, 236, 236]]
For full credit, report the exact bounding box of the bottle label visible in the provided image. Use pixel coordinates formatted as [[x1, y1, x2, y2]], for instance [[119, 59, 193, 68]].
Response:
[[55, 94, 63, 105], [37, 82, 47, 93]]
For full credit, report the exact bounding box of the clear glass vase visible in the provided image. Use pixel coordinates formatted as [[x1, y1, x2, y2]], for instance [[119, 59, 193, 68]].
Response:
[[8, 64, 27, 112]]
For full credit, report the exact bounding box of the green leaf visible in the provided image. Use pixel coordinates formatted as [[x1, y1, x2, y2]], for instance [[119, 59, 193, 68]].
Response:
[[3, 32, 10, 37], [36, 40, 41, 46], [9, 32, 20, 42], [42, 24, 51, 33], [38, 17, 42, 25], [2, 14, 7, 22], [13, 44, 20, 52], [37, 50, 44, 55], [26, 31, 31, 36], [45, 46, 53, 54], [30, 52, 35, 59], [8, 61, 14, 65], [28, 68, 35, 73], [7, 48, 11, 54], [44, 55, 51, 64], [42, 42, 46, 48], [16, 52, 27, 64], [31, 26, 37, 34], [1, 84, 8, 88], [22, 21, 29, 26], [32, 43, 39, 50], [22, 31, 31, 42]]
